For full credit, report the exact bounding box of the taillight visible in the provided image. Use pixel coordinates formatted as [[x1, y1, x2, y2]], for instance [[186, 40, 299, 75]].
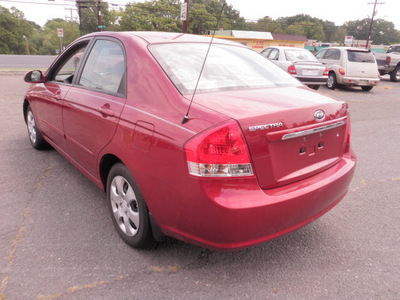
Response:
[[386, 56, 391, 64], [323, 67, 329, 76], [185, 120, 253, 177], [339, 68, 345, 75], [288, 65, 297, 75]]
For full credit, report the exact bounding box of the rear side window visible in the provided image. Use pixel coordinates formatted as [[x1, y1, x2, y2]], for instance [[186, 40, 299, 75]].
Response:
[[347, 51, 375, 63]]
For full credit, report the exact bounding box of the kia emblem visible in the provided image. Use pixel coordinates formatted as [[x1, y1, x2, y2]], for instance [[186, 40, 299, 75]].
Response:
[[314, 110, 325, 122]]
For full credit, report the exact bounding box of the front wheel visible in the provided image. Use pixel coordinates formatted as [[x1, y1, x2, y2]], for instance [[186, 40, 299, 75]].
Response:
[[25, 105, 49, 149], [361, 86, 373, 91], [327, 73, 337, 90], [389, 66, 400, 82], [107, 163, 152, 248]]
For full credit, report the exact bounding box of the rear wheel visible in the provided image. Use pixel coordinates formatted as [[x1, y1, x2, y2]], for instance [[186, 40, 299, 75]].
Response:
[[327, 73, 337, 90], [389, 66, 400, 82], [107, 163, 152, 248], [361, 86, 373, 91], [26, 105, 49, 149]]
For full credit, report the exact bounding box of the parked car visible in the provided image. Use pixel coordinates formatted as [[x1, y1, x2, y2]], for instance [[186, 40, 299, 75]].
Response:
[[373, 44, 400, 82], [23, 32, 356, 251], [315, 47, 380, 91], [260, 46, 328, 90]]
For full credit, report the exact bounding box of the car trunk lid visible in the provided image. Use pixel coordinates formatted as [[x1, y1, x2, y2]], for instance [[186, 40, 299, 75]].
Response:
[[192, 86, 349, 189], [293, 61, 326, 76]]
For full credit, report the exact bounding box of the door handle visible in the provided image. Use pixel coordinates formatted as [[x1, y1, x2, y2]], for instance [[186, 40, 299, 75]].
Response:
[[98, 106, 115, 117]]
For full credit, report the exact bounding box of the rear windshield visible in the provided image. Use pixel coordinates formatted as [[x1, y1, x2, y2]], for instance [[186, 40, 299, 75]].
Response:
[[149, 43, 300, 95], [347, 50, 375, 63], [284, 49, 318, 62]]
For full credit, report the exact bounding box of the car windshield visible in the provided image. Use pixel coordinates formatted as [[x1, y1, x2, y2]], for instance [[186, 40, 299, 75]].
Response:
[[284, 49, 318, 62], [149, 43, 300, 95], [347, 50, 375, 63]]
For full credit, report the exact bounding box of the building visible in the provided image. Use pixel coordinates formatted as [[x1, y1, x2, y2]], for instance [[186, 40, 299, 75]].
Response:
[[207, 30, 308, 52]]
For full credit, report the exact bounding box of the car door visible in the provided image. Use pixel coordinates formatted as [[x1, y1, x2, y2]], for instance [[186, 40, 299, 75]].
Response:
[[62, 38, 127, 177], [32, 43, 88, 147]]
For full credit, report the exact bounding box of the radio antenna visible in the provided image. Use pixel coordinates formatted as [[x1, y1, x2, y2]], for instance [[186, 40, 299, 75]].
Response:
[[181, 3, 225, 125]]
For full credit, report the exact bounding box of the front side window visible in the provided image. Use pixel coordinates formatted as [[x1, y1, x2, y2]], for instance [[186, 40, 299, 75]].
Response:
[[347, 51, 375, 63], [149, 43, 300, 95], [53, 46, 87, 84], [324, 49, 340, 60], [79, 39, 125, 94]]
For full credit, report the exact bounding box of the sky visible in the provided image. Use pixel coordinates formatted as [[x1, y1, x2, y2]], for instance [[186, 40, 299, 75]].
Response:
[[0, 0, 399, 30]]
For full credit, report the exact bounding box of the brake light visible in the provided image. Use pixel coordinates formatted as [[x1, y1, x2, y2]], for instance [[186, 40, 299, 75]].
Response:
[[323, 67, 329, 76], [288, 65, 297, 75], [339, 68, 345, 75], [185, 120, 253, 177], [386, 56, 391, 64]]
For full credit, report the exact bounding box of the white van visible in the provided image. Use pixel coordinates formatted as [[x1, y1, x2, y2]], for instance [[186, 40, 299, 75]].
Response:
[[315, 47, 380, 91]]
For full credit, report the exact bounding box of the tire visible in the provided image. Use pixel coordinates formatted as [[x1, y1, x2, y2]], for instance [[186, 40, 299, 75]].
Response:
[[361, 86, 373, 91], [327, 72, 337, 90], [25, 105, 49, 150], [308, 85, 320, 90], [107, 163, 152, 248], [389, 66, 400, 82]]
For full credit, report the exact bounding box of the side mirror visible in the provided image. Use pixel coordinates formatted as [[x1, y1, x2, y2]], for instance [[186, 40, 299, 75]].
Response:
[[24, 70, 45, 83]]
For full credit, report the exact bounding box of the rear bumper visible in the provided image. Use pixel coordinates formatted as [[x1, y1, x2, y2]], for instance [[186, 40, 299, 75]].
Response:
[[160, 152, 356, 251], [294, 76, 328, 86], [339, 76, 380, 86]]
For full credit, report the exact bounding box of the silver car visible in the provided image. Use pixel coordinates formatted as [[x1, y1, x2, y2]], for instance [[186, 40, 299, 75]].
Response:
[[260, 46, 328, 90], [315, 47, 380, 91]]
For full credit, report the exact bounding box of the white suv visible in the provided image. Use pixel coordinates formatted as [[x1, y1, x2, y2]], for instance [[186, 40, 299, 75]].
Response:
[[315, 47, 380, 91]]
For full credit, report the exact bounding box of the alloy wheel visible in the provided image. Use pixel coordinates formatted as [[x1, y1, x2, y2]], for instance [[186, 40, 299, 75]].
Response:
[[110, 175, 140, 237]]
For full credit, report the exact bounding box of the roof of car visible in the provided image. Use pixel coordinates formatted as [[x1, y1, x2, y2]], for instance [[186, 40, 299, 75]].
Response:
[[86, 31, 242, 46]]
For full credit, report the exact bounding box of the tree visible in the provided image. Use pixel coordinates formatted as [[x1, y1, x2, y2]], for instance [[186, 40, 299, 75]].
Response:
[[76, 0, 115, 35], [0, 6, 35, 54], [38, 19, 80, 55], [119, 0, 181, 32], [345, 18, 400, 45]]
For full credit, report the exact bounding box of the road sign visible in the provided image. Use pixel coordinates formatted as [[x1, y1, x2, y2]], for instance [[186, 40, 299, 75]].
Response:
[[180, 2, 187, 21], [98, 25, 106, 29], [57, 28, 64, 38]]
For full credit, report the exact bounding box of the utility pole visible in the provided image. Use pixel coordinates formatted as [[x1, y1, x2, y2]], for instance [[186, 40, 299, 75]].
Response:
[[98, 0, 102, 32], [366, 0, 385, 49], [77, 0, 84, 36]]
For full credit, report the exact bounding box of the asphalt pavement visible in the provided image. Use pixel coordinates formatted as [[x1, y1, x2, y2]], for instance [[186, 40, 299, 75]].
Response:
[[0, 72, 399, 299]]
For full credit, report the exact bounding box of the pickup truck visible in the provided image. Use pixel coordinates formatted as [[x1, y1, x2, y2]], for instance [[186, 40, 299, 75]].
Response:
[[374, 44, 400, 82]]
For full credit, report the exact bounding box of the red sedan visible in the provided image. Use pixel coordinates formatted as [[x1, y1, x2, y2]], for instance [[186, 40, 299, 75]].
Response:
[[23, 32, 356, 250]]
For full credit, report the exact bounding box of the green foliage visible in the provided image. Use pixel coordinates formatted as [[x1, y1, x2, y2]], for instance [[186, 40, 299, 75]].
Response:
[[1, 2, 400, 55], [345, 18, 400, 45], [119, 0, 181, 32], [76, 0, 115, 34], [39, 19, 80, 55], [0, 6, 35, 54]]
